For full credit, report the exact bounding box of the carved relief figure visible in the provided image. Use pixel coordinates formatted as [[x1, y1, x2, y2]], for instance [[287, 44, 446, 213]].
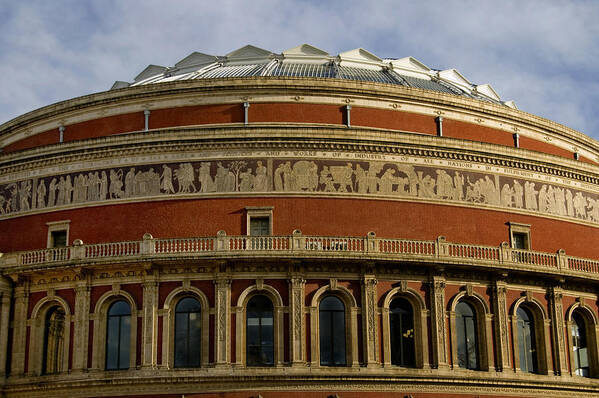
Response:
[[239, 168, 254, 192], [320, 166, 335, 192], [160, 165, 175, 194], [329, 163, 353, 192], [524, 181, 538, 210], [435, 169, 454, 199], [19, 180, 31, 211], [453, 171, 465, 200], [100, 171, 108, 200], [47, 179, 57, 207], [109, 169, 124, 199], [574, 192, 587, 219], [355, 165, 367, 194], [175, 163, 196, 193], [538, 185, 548, 213], [253, 161, 268, 192], [37, 180, 46, 208], [366, 163, 384, 194], [512, 180, 524, 208], [565, 189, 575, 217], [501, 184, 514, 207], [198, 162, 215, 193], [0, 195, 5, 214], [587, 198, 599, 223], [378, 168, 396, 195], [417, 172, 436, 198], [292, 161, 319, 191], [124, 168, 135, 198]]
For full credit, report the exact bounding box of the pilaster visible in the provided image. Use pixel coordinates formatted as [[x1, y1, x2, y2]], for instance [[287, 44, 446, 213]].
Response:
[[72, 273, 91, 371], [361, 273, 379, 366], [10, 278, 29, 376], [141, 267, 159, 369], [214, 277, 231, 366], [288, 276, 306, 366], [493, 278, 511, 371], [430, 274, 448, 369], [0, 278, 13, 378], [548, 284, 567, 375]]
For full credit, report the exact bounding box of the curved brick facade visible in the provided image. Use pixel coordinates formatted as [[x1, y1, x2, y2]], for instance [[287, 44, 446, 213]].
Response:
[[1, 76, 599, 398]]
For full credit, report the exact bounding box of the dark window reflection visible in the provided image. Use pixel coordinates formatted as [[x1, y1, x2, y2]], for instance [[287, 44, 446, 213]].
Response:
[[516, 306, 537, 373], [174, 297, 202, 368], [319, 296, 346, 366], [572, 312, 589, 377], [390, 297, 415, 367], [246, 295, 274, 366], [42, 306, 66, 374], [106, 300, 131, 370], [456, 301, 478, 370]]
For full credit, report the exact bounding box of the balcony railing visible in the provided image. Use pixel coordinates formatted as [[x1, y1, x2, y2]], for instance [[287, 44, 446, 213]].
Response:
[[2, 232, 598, 279]]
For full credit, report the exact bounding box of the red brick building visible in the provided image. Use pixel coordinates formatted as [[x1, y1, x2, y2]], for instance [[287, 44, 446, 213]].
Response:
[[1, 44, 599, 397]]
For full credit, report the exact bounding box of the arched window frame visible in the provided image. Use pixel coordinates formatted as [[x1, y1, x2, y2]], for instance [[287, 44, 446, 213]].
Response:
[[510, 296, 551, 375], [162, 286, 210, 368], [28, 295, 71, 376], [448, 290, 493, 371], [92, 289, 137, 371], [566, 302, 599, 378], [309, 283, 358, 367], [235, 283, 284, 367], [382, 286, 429, 369]]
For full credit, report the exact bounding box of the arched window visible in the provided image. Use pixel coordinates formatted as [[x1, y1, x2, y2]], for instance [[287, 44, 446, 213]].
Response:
[[319, 295, 346, 366], [516, 306, 537, 373], [389, 297, 415, 367], [42, 306, 66, 374], [455, 301, 478, 370], [572, 311, 589, 377], [174, 297, 202, 368], [246, 295, 274, 366], [106, 300, 131, 370]]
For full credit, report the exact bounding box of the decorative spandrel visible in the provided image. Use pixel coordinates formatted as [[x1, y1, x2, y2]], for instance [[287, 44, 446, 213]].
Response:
[[2, 156, 599, 226]]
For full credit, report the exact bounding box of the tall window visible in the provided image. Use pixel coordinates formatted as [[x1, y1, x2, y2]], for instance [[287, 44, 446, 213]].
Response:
[[106, 300, 131, 370], [42, 306, 66, 374], [246, 295, 274, 366], [455, 301, 478, 370], [319, 296, 346, 366], [390, 297, 415, 367], [572, 312, 590, 377], [175, 297, 202, 368], [516, 306, 537, 373]]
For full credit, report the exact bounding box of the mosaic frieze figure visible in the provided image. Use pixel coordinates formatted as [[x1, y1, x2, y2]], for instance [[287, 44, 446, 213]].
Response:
[[2, 157, 599, 227]]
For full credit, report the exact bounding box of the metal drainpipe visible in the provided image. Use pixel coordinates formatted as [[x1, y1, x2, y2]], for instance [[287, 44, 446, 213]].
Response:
[[144, 109, 151, 131], [59, 125, 65, 143], [243, 102, 250, 125], [513, 133, 520, 148], [435, 116, 443, 137], [346, 105, 352, 127]]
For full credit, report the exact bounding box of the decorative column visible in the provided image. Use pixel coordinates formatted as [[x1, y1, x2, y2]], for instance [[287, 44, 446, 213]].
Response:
[[430, 275, 448, 369], [141, 267, 159, 369], [361, 273, 379, 367], [72, 273, 91, 371], [214, 277, 231, 366], [548, 284, 567, 375], [0, 277, 12, 377], [288, 276, 306, 366], [493, 279, 511, 371], [10, 278, 29, 376]]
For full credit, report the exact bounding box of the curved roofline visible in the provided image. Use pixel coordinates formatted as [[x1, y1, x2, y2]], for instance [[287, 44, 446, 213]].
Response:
[[0, 76, 597, 155]]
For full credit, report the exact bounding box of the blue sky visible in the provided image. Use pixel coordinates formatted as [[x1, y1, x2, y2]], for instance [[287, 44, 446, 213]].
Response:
[[1, 1, 598, 140]]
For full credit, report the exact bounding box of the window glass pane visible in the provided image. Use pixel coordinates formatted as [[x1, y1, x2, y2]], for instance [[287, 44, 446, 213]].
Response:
[[250, 217, 270, 236], [51, 230, 67, 248], [456, 301, 478, 370], [119, 315, 131, 368], [106, 317, 119, 370], [174, 297, 201, 368], [573, 312, 589, 377], [246, 295, 274, 366], [517, 307, 536, 373], [319, 296, 346, 366], [390, 297, 415, 367]]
